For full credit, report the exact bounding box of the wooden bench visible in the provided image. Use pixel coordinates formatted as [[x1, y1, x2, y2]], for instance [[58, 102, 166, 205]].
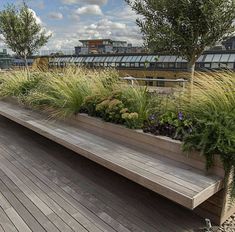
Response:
[[0, 100, 224, 211]]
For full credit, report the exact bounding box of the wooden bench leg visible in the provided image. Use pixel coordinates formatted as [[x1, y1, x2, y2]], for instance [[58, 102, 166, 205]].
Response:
[[194, 173, 235, 226]]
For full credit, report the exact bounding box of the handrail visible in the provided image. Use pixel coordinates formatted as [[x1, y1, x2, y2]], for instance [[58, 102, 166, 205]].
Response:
[[122, 76, 188, 89]]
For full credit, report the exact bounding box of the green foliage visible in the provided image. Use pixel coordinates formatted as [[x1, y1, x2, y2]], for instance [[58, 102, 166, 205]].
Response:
[[0, 2, 51, 64], [96, 98, 125, 124], [1, 68, 235, 198], [0, 70, 41, 99], [144, 111, 193, 140], [183, 109, 235, 195], [126, 0, 235, 66], [25, 69, 93, 118], [180, 72, 235, 197]]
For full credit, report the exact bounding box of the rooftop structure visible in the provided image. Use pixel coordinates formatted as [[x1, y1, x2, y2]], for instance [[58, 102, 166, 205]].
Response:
[[75, 39, 145, 55], [222, 36, 235, 50], [0, 49, 12, 69]]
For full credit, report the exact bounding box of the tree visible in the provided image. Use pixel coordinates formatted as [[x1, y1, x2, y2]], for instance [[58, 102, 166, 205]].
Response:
[[126, 0, 235, 83], [0, 2, 51, 69]]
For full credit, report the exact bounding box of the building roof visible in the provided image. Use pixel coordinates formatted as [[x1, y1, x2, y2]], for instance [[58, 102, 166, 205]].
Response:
[[79, 39, 112, 42]]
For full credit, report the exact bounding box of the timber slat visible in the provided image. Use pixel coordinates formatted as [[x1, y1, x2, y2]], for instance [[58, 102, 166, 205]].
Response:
[[0, 114, 208, 231], [0, 101, 223, 210]]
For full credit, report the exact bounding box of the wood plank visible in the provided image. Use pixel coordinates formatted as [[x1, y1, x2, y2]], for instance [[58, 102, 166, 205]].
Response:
[[5, 207, 32, 232], [0, 116, 206, 231], [0, 191, 32, 232], [0, 207, 18, 232], [0, 134, 200, 232], [0, 153, 106, 232], [0, 101, 223, 209], [0, 129, 183, 232], [0, 145, 141, 232], [0, 172, 58, 232]]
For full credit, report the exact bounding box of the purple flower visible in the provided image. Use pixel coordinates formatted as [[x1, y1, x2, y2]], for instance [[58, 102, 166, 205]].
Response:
[[178, 112, 183, 121], [149, 114, 156, 121]]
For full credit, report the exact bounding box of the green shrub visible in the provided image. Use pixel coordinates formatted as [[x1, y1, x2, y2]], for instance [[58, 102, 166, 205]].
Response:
[[0, 71, 41, 99], [180, 72, 235, 196]]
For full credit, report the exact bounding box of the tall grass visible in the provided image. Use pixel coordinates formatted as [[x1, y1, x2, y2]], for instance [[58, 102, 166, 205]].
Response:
[[178, 72, 235, 195], [24, 67, 120, 118], [0, 70, 41, 98], [179, 72, 235, 115]]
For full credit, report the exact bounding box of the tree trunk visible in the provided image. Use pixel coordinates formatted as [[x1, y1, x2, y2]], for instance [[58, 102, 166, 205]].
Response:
[[187, 61, 195, 97], [187, 61, 195, 85], [24, 55, 30, 77]]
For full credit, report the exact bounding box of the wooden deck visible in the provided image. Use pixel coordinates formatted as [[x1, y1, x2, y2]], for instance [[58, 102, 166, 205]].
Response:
[[0, 101, 223, 210], [0, 115, 207, 231]]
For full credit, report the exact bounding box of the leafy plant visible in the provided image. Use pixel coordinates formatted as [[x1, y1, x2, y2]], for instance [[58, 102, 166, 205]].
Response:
[[126, 0, 235, 82], [180, 72, 235, 197], [0, 3, 51, 69], [183, 109, 235, 195], [143, 111, 193, 140]]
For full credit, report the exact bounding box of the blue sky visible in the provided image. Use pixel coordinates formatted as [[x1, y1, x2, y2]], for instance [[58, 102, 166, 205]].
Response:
[[0, 0, 142, 51]]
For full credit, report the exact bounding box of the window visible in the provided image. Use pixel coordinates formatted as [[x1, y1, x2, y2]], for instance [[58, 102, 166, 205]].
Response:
[[158, 56, 166, 62], [116, 56, 123, 62], [168, 63, 175, 69], [163, 56, 171, 62], [211, 63, 219, 69], [122, 56, 129, 62], [135, 56, 143, 62], [156, 63, 163, 68], [220, 54, 230, 62], [93, 57, 99, 62], [100, 57, 106, 62], [140, 56, 148, 62], [169, 56, 177, 62], [227, 63, 234, 69], [146, 76, 153, 86], [112, 57, 118, 62], [130, 56, 138, 62], [157, 77, 165, 87], [83, 57, 90, 63], [204, 54, 214, 62], [126, 56, 133, 62], [150, 56, 158, 62], [145, 56, 153, 62], [228, 54, 235, 62], [204, 63, 211, 68], [197, 55, 204, 63], [212, 54, 222, 62]]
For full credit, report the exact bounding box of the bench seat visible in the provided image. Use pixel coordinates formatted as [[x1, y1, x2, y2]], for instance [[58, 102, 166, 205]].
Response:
[[0, 101, 223, 209]]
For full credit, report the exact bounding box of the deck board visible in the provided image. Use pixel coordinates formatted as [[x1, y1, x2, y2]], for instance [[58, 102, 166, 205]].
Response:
[[0, 101, 223, 209], [0, 114, 210, 231]]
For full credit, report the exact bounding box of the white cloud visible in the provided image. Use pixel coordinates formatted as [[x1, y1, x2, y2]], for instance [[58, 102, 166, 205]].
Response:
[[48, 12, 64, 20], [75, 5, 103, 15], [98, 19, 126, 29], [61, 0, 107, 5], [29, 9, 42, 25]]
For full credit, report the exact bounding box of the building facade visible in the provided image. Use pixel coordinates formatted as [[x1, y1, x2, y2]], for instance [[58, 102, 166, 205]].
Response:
[[75, 39, 146, 55], [46, 50, 235, 87], [0, 49, 12, 69]]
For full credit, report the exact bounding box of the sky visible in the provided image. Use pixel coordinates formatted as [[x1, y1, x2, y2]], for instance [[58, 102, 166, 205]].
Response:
[[0, 0, 143, 52]]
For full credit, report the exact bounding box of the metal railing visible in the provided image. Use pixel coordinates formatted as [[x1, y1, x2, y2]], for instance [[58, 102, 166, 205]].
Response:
[[122, 76, 188, 89]]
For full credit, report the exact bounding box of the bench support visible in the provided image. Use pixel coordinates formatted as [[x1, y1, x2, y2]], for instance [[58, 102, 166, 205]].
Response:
[[195, 172, 235, 225]]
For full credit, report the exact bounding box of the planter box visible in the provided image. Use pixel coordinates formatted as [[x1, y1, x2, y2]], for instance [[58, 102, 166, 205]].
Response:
[[70, 114, 235, 225], [0, 97, 234, 225]]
